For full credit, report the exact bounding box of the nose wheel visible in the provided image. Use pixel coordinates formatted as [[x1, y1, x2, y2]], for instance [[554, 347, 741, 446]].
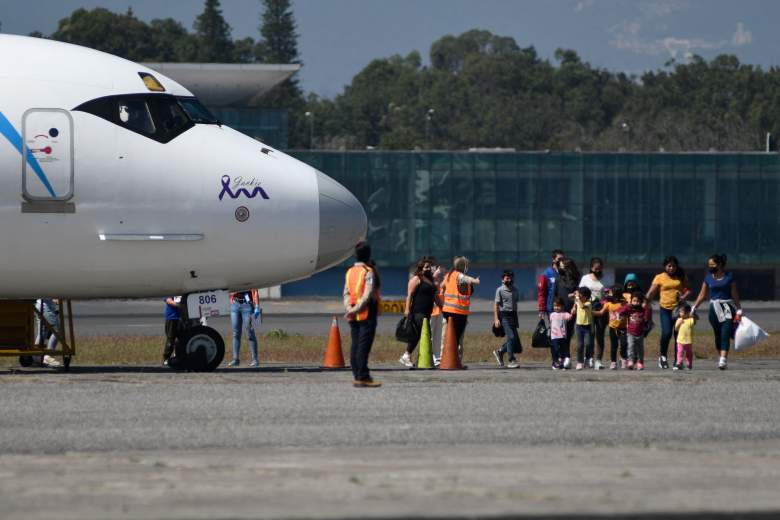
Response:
[[173, 326, 225, 372]]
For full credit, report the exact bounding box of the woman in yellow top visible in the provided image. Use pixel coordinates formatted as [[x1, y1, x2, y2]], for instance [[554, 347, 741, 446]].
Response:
[[645, 256, 689, 370], [673, 303, 697, 370]]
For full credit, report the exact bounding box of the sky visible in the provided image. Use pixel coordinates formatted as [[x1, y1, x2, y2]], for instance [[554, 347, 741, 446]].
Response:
[[1, 0, 779, 98]]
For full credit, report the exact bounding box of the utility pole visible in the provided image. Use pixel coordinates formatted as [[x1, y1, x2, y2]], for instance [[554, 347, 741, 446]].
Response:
[[425, 108, 435, 148], [305, 111, 314, 150]]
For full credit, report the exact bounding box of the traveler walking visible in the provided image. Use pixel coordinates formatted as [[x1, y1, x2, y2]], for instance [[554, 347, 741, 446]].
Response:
[[554, 257, 580, 369], [492, 270, 521, 368], [344, 242, 381, 387], [673, 303, 698, 370], [399, 257, 441, 368], [549, 297, 574, 370], [441, 256, 480, 362], [537, 249, 565, 321], [690, 254, 742, 370], [646, 256, 689, 369], [227, 289, 260, 367], [579, 257, 607, 369], [594, 285, 628, 369], [35, 298, 62, 368], [573, 287, 593, 370], [619, 292, 652, 370]]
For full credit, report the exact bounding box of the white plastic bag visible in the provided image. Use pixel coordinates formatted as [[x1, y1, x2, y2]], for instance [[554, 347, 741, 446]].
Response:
[[734, 316, 769, 351]]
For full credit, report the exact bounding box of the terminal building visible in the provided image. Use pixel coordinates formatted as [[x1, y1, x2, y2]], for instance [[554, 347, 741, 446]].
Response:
[[146, 65, 780, 300]]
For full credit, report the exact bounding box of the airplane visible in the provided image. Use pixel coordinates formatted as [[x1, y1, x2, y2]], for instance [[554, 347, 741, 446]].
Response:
[[0, 34, 367, 371]]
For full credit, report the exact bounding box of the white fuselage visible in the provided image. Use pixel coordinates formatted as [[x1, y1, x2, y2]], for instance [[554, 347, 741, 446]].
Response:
[[0, 35, 366, 298]]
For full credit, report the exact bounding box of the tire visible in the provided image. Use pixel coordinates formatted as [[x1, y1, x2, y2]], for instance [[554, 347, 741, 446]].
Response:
[[175, 326, 225, 372], [19, 355, 33, 367], [63, 356, 71, 371]]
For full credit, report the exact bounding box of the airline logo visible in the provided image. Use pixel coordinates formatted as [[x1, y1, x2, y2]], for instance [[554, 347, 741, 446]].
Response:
[[219, 175, 270, 201]]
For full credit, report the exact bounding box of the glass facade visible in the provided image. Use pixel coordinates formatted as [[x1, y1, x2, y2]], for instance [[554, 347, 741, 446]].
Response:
[[290, 151, 780, 269]]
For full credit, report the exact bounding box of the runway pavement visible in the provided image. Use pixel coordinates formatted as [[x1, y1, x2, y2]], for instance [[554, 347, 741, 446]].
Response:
[[1, 360, 779, 519]]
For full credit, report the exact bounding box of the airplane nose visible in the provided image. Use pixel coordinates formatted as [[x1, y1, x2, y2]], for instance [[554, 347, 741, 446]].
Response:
[[315, 170, 367, 271]]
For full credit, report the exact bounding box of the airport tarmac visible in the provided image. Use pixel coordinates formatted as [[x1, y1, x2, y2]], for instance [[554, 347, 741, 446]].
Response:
[[72, 299, 780, 337], [1, 360, 779, 519]]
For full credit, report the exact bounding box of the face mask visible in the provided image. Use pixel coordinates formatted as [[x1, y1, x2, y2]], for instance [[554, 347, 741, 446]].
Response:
[[632, 303, 642, 309], [593, 270, 603, 279], [708, 267, 718, 274]]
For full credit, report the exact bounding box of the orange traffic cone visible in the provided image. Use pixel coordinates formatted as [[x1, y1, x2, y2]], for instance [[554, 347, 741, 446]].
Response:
[[439, 316, 464, 370], [323, 316, 346, 369]]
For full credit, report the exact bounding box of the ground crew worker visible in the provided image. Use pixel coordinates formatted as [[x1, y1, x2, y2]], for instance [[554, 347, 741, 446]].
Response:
[[162, 296, 181, 366], [441, 256, 480, 362], [343, 242, 381, 387], [227, 289, 260, 367]]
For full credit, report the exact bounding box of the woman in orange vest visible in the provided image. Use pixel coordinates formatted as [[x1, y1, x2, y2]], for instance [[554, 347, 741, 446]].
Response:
[[441, 256, 480, 361], [399, 256, 442, 368], [343, 242, 381, 387]]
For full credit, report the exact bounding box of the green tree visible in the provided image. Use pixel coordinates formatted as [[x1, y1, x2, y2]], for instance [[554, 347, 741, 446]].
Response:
[[255, 0, 305, 146], [193, 0, 234, 62]]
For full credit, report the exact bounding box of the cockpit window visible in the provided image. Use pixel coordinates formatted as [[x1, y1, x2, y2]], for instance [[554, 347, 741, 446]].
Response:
[[177, 97, 220, 124], [74, 94, 203, 144], [118, 99, 155, 135]]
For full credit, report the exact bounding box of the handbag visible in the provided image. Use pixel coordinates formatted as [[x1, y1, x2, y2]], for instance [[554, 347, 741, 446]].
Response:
[[531, 319, 551, 349], [395, 282, 419, 343], [491, 322, 505, 337]]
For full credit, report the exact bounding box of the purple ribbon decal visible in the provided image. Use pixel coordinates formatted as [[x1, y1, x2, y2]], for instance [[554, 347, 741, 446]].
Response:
[[219, 175, 269, 201]]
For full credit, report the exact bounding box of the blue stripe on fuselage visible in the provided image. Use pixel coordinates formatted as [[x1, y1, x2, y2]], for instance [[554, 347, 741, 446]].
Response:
[[0, 110, 57, 198]]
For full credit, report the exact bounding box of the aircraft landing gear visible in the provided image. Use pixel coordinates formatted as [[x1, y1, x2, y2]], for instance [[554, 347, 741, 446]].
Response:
[[167, 295, 225, 372], [174, 325, 225, 372]]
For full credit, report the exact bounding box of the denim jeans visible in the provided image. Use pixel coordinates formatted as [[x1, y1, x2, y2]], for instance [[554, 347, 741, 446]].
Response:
[[350, 318, 377, 380], [659, 307, 675, 359], [575, 324, 593, 364], [708, 303, 734, 353], [499, 315, 520, 361], [231, 301, 258, 362]]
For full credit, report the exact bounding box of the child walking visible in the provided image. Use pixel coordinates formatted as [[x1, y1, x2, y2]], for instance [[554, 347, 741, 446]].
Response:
[[573, 287, 593, 370], [674, 303, 697, 370], [619, 292, 652, 370], [549, 297, 574, 370], [594, 284, 628, 370]]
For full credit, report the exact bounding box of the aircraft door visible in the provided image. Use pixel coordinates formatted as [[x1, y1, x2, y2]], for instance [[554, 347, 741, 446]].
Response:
[[22, 109, 74, 202]]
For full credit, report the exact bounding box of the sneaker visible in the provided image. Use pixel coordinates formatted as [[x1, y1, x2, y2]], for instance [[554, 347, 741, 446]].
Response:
[[552, 363, 560, 370], [637, 361, 645, 371], [493, 349, 505, 368], [575, 362, 584, 370], [433, 356, 441, 367], [620, 358, 627, 369], [594, 360, 603, 370], [227, 359, 240, 367], [248, 360, 259, 368], [163, 358, 169, 367], [399, 352, 414, 368], [506, 360, 519, 369], [718, 357, 728, 370], [43, 355, 61, 368], [673, 363, 682, 371], [353, 378, 382, 388], [658, 356, 669, 369], [626, 360, 634, 370], [563, 357, 572, 370], [609, 361, 617, 370], [587, 358, 594, 369]]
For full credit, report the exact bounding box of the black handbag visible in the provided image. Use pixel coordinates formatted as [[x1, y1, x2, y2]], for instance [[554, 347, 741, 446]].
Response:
[[531, 319, 551, 349], [491, 323, 505, 337], [395, 283, 419, 343]]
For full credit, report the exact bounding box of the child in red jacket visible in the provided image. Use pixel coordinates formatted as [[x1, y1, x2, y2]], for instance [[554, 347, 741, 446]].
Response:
[[618, 292, 652, 370]]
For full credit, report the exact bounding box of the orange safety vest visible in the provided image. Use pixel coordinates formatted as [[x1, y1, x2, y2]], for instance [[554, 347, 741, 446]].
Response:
[[346, 265, 380, 321], [431, 281, 444, 317], [442, 271, 472, 315]]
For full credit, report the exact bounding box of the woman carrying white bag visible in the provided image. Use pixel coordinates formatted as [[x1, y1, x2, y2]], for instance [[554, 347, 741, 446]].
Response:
[[690, 254, 742, 370]]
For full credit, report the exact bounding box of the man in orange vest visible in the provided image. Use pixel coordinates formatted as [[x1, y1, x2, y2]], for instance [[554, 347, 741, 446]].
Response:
[[441, 256, 480, 362], [343, 242, 381, 388]]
